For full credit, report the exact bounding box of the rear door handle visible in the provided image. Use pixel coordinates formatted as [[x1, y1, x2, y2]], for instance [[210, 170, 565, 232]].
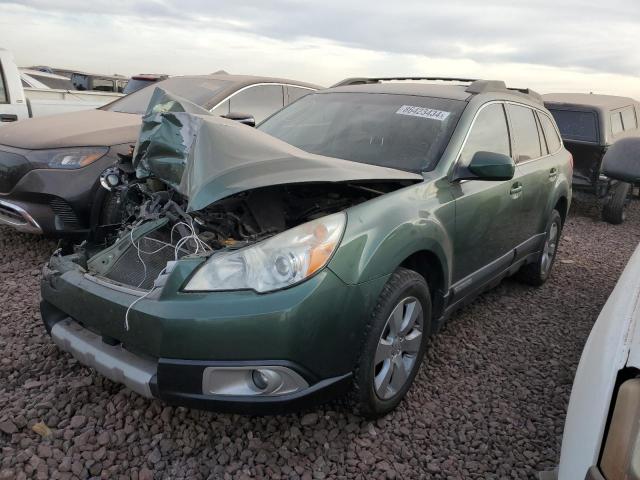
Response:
[[0, 114, 18, 123], [549, 168, 558, 180], [510, 183, 523, 197]]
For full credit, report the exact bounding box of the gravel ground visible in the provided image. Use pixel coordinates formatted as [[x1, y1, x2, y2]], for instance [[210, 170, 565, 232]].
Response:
[[1, 199, 639, 480]]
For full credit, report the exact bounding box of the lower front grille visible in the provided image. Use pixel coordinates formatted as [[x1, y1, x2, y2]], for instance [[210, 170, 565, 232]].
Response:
[[103, 230, 186, 290], [50, 198, 81, 229]]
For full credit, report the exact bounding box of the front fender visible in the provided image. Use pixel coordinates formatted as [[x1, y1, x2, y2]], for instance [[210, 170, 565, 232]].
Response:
[[328, 180, 455, 288]]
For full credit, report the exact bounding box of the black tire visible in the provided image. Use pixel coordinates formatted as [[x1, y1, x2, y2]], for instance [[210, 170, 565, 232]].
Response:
[[602, 182, 631, 224], [517, 209, 562, 286], [352, 268, 431, 418]]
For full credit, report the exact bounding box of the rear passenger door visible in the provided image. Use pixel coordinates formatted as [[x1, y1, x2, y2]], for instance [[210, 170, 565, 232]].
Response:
[[452, 102, 524, 289], [506, 103, 559, 256]]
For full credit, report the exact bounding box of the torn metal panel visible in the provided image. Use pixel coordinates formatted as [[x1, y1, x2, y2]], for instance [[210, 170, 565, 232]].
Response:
[[133, 88, 423, 212]]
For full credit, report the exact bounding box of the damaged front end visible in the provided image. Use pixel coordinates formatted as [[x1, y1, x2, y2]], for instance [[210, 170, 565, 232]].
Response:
[[40, 88, 422, 412], [76, 88, 421, 295]]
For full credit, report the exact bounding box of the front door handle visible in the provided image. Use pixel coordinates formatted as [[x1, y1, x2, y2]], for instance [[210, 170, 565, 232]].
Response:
[[510, 183, 523, 198], [0, 114, 18, 123], [549, 168, 558, 180]]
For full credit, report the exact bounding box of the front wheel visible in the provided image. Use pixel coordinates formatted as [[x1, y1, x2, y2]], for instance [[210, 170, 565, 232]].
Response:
[[517, 209, 562, 286], [352, 268, 431, 418]]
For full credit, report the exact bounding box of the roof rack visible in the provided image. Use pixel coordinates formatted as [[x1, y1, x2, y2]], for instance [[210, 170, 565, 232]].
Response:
[[331, 77, 543, 104], [331, 76, 477, 88], [464, 80, 543, 102]]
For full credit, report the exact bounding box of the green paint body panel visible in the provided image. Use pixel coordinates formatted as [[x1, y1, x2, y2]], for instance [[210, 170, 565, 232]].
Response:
[[42, 256, 389, 379], [41, 87, 573, 393]]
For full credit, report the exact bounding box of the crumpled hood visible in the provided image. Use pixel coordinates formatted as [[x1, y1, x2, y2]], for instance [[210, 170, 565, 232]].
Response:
[[0, 109, 141, 149], [133, 88, 423, 212]]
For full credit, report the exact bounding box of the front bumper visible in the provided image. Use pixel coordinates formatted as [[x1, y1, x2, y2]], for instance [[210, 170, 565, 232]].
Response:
[[46, 315, 351, 414], [41, 255, 388, 413], [0, 145, 125, 236]]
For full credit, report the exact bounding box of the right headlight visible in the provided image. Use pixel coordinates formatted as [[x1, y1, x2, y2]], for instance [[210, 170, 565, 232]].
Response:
[[183, 212, 346, 293]]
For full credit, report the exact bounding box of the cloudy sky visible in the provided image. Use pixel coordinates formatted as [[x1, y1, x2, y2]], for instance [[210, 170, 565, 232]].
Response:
[[1, 0, 639, 97]]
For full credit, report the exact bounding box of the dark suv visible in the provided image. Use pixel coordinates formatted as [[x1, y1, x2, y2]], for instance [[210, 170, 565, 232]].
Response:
[[41, 78, 572, 416], [544, 93, 640, 224]]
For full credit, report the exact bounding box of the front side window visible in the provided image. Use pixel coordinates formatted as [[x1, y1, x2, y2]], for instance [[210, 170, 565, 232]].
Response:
[[259, 92, 466, 172], [507, 104, 542, 162], [538, 113, 562, 153], [211, 99, 230, 116], [459, 103, 511, 167], [229, 85, 284, 123], [611, 112, 623, 135], [621, 107, 637, 131]]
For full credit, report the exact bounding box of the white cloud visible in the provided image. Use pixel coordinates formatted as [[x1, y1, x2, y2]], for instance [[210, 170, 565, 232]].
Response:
[[0, 1, 639, 98]]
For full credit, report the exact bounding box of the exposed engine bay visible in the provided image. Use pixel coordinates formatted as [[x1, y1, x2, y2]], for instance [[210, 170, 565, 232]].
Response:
[[85, 171, 411, 291], [70, 88, 423, 292]]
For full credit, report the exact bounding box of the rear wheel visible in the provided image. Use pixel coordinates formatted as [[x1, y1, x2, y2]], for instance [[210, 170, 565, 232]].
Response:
[[602, 181, 631, 224], [517, 209, 562, 286], [352, 268, 431, 418]]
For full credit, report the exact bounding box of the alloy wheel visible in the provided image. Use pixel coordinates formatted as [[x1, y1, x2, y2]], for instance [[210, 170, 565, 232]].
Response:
[[373, 296, 424, 400], [541, 221, 559, 275]]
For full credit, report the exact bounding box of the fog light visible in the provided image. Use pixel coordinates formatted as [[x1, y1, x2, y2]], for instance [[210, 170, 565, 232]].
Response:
[[202, 366, 309, 396], [252, 369, 270, 390], [251, 369, 283, 394]]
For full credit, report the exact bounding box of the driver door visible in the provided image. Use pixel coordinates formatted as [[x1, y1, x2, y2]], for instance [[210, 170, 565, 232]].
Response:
[[450, 102, 524, 299]]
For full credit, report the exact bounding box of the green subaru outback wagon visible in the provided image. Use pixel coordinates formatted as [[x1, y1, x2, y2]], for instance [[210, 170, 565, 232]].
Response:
[[41, 78, 572, 417]]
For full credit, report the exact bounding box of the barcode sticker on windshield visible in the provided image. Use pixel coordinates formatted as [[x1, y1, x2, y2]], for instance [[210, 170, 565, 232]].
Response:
[[396, 105, 450, 121]]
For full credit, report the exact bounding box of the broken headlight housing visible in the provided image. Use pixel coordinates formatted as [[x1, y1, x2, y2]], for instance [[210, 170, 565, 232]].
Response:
[[184, 212, 346, 293]]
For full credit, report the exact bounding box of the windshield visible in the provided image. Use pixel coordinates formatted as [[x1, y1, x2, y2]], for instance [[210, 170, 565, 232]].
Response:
[[259, 92, 465, 172], [102, 77, 230, 114], [548, 108, 599, 143]]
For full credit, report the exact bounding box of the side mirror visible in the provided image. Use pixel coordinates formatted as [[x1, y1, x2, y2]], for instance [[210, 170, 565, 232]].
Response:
[[456, 151, 515, 181], [602, 137, 640, 183], [222, 112, 256, 127]]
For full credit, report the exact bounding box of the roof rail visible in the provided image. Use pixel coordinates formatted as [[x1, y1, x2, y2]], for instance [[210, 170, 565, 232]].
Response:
[[331, 76, 477, 88], [465, 80, 543, 103], [332, 76, 543, 103]]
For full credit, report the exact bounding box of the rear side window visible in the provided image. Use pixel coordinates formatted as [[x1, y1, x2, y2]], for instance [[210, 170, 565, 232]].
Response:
[[621, 107, 637, 131], [507, 104, 542, 162], [547, 108, 598, 143], [230, 84, 284, 123], [459, 103, 511, 167], [611, 112, 623, 135], [538, 113, 562, 153]]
